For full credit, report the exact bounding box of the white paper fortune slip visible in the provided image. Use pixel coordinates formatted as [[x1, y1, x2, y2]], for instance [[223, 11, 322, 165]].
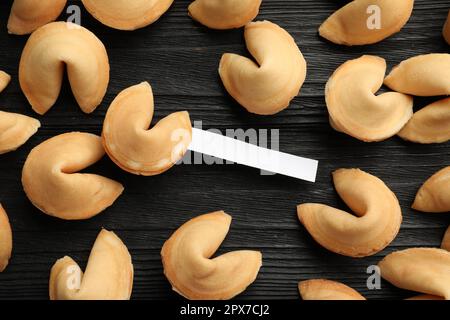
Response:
[[188, 128, 319, 183]]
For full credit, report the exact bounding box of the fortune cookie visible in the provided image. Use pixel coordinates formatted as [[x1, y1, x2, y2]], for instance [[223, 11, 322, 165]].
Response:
[[82, 0, 173, 30], [384, 54, 450, 96], [0, 204, 12, 272], [49, 229, 133, 300], [442, 226, 450, 251], [297, 168, 402, 258], [378, 248, 450, 299], [19, 22, 109, 115], [404, 229, 450, 300], [0, 71, 11, 93], [444, 11, 450, 45], [0, 111, 40, 154], [219, 21, 307, 115], [319, 0, 414, 46], [299, 279, 365, 300], [326, 55, 413, 142], [188, 0, 261, 29], [102, 82, 192, 176], [161, 211, 262, 300], [398, 98, 450, 144], [22, 132, 124, 220], [7, 0, 67, 35], [412, 166, 450, 213]]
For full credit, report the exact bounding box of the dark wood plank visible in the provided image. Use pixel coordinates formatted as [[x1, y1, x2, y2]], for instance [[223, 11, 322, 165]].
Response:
[[0, 0, 449, 300]]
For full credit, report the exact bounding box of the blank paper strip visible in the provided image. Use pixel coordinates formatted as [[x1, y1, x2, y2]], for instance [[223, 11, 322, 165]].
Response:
[[188, 128, 319, 182]]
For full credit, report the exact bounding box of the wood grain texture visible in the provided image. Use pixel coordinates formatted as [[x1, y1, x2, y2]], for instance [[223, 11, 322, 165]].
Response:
[[0, 0, 449, 300]]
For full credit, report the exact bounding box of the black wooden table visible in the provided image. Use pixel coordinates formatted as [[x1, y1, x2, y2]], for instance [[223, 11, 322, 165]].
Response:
[[0, 0, 449, 300]]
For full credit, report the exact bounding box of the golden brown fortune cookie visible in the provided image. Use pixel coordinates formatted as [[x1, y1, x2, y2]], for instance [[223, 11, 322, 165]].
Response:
[[319, 0, 414, 46], [0, 71, 11, 94], [404, 229, 450, 299], [22, 132, 124, 220], [0, 204, 12, 272], [102, 82, 192, 176], [326, 55, 413, 142], [443, 10, 450, 45], [8, 0, 67, 35], [384, 54, 450, 96], [49, 229, 133, 300], [81, 0, 173, 30], [219, 20, 307, 115], [19, 22, 109, 115], [398, 98, 450, 144], [161, 211, 262, 300], [378, 248, 450, 299], [188, 0, 261, 30], [0, 111, 40, 155], [413, 166, 450, 213], [299, 279, 366, 300], [297, 168, 402, 258]]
